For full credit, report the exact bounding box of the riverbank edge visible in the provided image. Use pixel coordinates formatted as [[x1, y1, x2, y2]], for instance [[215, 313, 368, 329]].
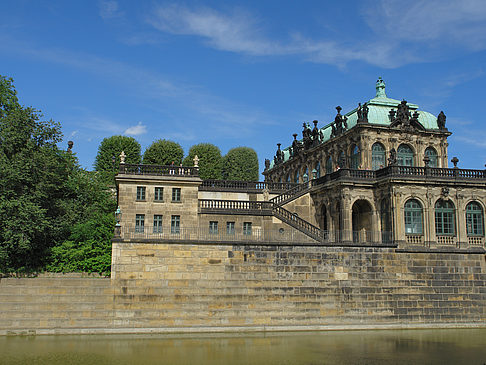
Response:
[[2, 322, 486, 337]]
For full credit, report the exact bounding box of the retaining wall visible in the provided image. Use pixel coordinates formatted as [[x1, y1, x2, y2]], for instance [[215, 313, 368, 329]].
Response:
[[1, 243, 485, 335]]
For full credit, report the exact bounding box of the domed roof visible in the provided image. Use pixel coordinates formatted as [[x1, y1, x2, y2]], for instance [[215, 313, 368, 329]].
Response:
[[268, 78, 442, 169]]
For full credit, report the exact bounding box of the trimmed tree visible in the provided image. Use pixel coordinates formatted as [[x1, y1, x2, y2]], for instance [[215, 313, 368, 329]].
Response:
[[183, 143, 222, 180], [94, 135, 141, 171], [143, 139, 184, 166], [222, 147, 259, 181]]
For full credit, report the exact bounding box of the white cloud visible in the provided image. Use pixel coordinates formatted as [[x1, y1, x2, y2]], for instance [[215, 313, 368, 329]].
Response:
[[98, 0, 124, 20], [124, 122, 147, 136], [147, 1, 486, 68]]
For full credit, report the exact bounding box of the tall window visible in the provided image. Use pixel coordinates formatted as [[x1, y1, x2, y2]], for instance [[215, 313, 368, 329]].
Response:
[[154, 187, 164, 201], [326, 156, 333, 174], [286, 174, 291, 182], [425, 147, 438, 167], [294, 171, 299, 183], [136, 186, 146, 201], [338, 151, 345, 168], [209, 221, 218, 234], [153, 215, 163, 233], [372, 143, 386, 170], [172, 188, 181, 202], [171, 215, 180, 234], [243, 222, 252, 235], [350, 145, 360, 169], [435, 199, 455, 235], [466, 202, 484, 236], [135, 214, 145, 233], [404, 199, 423, 234], [315, 162, 321, 179], [303, 167, 309, 182], [397, 144, 414, 166], [226, 222, 235, 235]]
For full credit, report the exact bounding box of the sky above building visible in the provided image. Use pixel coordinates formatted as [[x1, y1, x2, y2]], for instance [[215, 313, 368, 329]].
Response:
[[2, 0, 486, 173]]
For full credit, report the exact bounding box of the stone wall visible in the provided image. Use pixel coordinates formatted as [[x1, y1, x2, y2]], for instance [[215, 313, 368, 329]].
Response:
[[111, 242, 486, 329], [0, 274, 113, 335], [1, 244, 485, 335]]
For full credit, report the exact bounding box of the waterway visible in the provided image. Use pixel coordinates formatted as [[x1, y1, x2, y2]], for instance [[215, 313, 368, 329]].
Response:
[[1, 329, 485, 364]]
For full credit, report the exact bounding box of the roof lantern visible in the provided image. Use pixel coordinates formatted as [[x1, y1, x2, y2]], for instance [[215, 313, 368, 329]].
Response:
[[376, 77, 386, 98]]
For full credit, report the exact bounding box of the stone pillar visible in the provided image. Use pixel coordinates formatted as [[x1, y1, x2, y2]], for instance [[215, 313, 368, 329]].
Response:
[[392, 191, 405, 247], [371, 209, 380, 243], [341, 190, 353, 243], [424, 192, 435, 247], [455, 193, 467, 248]]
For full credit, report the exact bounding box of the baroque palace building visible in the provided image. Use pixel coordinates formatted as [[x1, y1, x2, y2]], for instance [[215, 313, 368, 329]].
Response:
[[114, 78, 486, 250]]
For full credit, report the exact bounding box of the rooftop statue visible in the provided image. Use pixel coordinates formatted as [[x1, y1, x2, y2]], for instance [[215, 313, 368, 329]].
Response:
[[311, 120, 321, 146], [437, 111, 447, 130], [357, 103, 369, 124], [290, 133, 302, 157], [331, 106, 347, 137], [302, 122, 313, 150], [264, 158, 270, 170], [375, 77, 387, 98]]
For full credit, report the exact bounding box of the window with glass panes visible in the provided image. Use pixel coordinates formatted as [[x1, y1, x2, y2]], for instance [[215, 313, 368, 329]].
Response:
[[209, 221, 218, 234], [226, 222, 235, 235], [172, 188, 181, 202], [315, 162, 321, 178], [404, 199, 423, 234], [372, 143, 385, 170], [171, 215, 180, 234], [425, 147, 438, 167], [135, 214, 145, 233], [435, 199, 455, 235], [136, 186, 146, 200], [466, 202, 484, 236], [326, 156, 333, 174], [154, 187, 163, 201], [153, 215, 163, 233], [243, 222, 252, 235], [397, 144, 414, 166], [350, 145, 360, 169]]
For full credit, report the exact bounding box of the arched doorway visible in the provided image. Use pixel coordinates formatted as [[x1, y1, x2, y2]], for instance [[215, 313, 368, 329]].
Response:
[[321, 204, 328, 231], [352, 199, 373, 243]]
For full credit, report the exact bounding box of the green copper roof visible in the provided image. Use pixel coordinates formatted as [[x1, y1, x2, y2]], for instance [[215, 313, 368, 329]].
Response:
[[268, 78, 441, 169]]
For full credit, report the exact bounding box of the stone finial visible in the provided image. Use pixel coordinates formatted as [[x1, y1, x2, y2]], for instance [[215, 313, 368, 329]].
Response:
[[119, 151, 126, 164], [451, 156, 459, 168], [376, 77, 386, 98], [193, 155, 199, 167]]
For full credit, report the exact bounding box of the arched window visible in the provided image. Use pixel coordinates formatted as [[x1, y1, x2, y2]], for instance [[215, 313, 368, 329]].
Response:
[[404, 199, 423, 234], [350, 144, 360, 169], [397, 144, 414, 166], [303, 167, 309, 182], [294, 170, 300, 183], [326, 156, 333, 174], [425, 147, 438, 167], [338, 151, 346, 168], [315, 162, 321, 179], [435, 199, 455, 235], [286, 174, 291, 182], [372, 143, 386, 170], [466, 202, 484, 236]]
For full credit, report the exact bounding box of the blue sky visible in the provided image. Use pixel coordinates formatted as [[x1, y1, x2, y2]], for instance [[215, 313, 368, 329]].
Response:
[[2, 0, 486, 173]]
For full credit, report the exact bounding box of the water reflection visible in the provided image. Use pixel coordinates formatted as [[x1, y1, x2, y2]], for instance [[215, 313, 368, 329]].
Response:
[[1, 329, 485, 365]]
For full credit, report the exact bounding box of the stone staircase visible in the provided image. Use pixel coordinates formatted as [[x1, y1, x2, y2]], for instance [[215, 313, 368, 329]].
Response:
[[270, 181, 311, 206]]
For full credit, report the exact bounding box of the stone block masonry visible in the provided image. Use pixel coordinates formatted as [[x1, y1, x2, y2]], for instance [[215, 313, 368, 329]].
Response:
[[1, 245, 485, 335]]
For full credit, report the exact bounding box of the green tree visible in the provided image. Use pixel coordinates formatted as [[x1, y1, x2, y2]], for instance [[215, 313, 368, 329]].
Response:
[[0, 75, 69, 271], [0, 75, 117, 273], [222, 147, 259, 181], [183, 143, 222, 180], [143, 139, 184, 165], [94, 135, 141, 171]]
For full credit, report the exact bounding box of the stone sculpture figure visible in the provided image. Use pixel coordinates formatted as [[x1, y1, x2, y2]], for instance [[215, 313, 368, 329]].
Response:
[[388, 148, 397, 166], [362, 103, 369, 122], [437, 111, 447, 130], [396, 100, 411, 126], [311, 120, 320, 145], [264, 159, 270, 170]]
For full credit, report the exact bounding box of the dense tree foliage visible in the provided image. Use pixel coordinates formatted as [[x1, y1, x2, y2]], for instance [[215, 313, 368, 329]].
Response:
[[143, 139, 184, 166], [94, 135, 141, 171], [222, 147, 259, 181], [0, 76, 115, 273], [183, 143, 222, 180]]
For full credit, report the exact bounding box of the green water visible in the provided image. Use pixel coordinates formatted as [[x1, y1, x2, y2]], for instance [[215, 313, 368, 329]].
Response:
[[1, 329, 485, 365]]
